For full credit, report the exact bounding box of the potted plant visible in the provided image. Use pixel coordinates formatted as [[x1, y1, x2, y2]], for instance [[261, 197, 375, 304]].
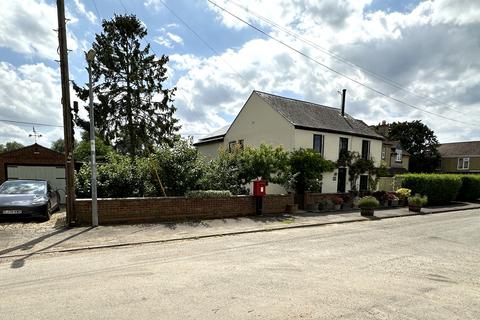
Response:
[[396, 188, 411, 206], [357, 196, 379, 216], [372, 191, 387, 207], [408, 194, 428, 212], [331, 196, 344, 210], [385, 192, 399, 207], [318, 199, 330, 211]]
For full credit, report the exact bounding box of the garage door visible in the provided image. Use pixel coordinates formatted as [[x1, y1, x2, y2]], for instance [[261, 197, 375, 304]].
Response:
[[7, 166, 66, 204]]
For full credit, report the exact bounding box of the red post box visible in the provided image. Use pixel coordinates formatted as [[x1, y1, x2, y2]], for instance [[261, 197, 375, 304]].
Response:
[[253, 180, 266, 197]]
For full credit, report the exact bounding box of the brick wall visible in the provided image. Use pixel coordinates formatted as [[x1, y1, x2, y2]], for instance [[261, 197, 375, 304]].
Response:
[[303, 192, 347, 208], [74, 194, 294, 225]]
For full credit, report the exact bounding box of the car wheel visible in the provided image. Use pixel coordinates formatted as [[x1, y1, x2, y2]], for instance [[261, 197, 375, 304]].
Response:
[[43, 202, 52, 221]]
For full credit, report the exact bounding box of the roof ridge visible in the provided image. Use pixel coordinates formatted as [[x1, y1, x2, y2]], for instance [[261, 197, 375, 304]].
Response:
[[440, 140, 480, 145], [254, 90, 342, 112]]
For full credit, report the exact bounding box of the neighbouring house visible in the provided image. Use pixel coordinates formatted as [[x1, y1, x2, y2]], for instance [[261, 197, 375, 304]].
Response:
[[0, 144, 67, 203], [373, 120, 410, 174], [194, 90, 384, 194], [380, 140, 410, 174], [438, 141, 480, 173]]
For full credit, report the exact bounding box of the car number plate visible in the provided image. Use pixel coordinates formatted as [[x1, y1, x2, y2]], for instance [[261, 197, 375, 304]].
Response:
[[3, 210, 22, 214]]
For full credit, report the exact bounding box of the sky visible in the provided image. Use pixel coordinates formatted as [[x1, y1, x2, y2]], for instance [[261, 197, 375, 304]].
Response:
[[0, 0, 479, 148]]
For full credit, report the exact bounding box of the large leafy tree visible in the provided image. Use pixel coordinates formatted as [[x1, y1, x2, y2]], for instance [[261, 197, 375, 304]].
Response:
[[73, 131, 114, 162], [0, 141, 24, 153], [375, 120, 440, 173], [51, 138, 79, 154], [73, 14, 179, 157]]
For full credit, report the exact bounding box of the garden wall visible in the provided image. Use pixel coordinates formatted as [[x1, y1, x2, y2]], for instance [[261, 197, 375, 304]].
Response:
[[303, 192, 345, 209], [74, 194, 294, 225]]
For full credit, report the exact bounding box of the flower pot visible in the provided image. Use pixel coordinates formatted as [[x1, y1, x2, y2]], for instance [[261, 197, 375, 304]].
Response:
[[360, 208, 375, 216], [334, 204, 341, 210], [409, 205, 422, 212]]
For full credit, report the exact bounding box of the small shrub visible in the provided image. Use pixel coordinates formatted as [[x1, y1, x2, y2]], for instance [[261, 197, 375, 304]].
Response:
[[458, 175, 480, 201], [372, 191, 386, 202], [331, 196, 344, 205], [318, 199, 332, 210], [408, 194, 428, 207], [185, 190, 232, 198], [357, 196, 380, 209], [395, 188, 411, 200], [401, 174, 462, 205]]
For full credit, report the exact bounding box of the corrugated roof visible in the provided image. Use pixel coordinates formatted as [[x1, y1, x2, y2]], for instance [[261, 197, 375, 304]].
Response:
[[254, 91, 384, 140], [194, 125, 230, 144], [439, 141, 480, 157]]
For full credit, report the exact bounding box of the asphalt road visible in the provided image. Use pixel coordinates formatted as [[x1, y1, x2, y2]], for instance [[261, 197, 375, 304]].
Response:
[[1, 210, 479, 320]]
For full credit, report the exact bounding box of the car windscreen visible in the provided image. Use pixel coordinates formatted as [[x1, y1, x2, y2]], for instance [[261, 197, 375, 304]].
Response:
[[0, 181, 46, 195]]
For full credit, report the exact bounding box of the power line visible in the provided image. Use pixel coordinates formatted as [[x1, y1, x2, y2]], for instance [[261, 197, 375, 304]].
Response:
[[90, 0, 101, 20], [226, 0, 467, 116], [206, 0, 476, 127], [0, 118, 63, 128], [117, 0, 128, 14], [156, 0, 253, 89]]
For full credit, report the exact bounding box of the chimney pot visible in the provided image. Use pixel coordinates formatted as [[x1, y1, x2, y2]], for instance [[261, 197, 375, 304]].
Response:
[[341, 89, 346, 116]]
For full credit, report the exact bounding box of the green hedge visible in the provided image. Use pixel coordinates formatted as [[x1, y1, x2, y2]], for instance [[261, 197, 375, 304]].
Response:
[[185, 190, 232, 198], [458, 175, 480, 201], [400, 174, 462, 205]]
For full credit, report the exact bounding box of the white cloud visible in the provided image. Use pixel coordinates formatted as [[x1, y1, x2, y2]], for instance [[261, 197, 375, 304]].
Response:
[[154, 27, 183, 49], [0, 62, 64, 145], [167, 32, 183, 44], [73, 0, 97, 24], [144, 0, 162, 12], [155, 36, 174, 49], [173, 0, 480, 142], [0, 0, 78, 60]]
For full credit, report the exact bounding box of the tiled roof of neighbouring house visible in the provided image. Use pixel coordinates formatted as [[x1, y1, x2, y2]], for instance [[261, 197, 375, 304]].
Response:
[[439, 141, 480, 157], [254, 91, 384, 140]]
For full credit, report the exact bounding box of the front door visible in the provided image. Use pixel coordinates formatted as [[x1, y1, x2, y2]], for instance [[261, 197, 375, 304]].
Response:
[[337, 168, 347, 193], [360, 175, 369, 192]]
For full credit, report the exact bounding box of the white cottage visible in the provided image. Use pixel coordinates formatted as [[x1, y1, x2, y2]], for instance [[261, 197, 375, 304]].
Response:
[[194, 91, 384, 194]]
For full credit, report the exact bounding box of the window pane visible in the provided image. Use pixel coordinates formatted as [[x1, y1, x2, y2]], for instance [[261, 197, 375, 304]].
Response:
[[339, 138, 348, 159], [362, 140, 370, 160], [313, 135, 323, 154]]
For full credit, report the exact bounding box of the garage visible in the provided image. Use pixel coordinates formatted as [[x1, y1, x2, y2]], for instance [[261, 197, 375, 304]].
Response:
[[0, 144, 66, 204]]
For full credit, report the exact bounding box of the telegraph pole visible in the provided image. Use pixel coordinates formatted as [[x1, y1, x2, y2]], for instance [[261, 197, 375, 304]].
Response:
[[56, 0, 76, 226]]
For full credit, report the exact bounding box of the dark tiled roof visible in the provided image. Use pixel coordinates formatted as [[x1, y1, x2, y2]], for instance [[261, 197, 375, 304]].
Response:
[[255, 91, 384, 140], [383, 140, 410, 156], [439, 141, 480, 157]]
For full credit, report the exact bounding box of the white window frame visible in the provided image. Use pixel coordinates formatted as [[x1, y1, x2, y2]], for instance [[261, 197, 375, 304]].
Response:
[[395, 149, 402, 163], [381, 147, 386, 160], [458, 157, 470, 170]]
